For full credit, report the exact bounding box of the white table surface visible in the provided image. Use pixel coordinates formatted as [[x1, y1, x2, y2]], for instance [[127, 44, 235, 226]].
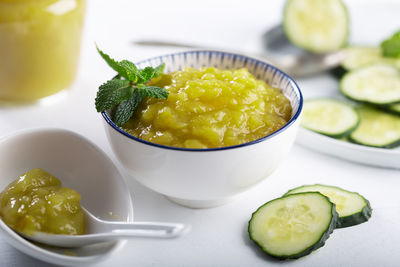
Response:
[[1, 0, 400, 266]]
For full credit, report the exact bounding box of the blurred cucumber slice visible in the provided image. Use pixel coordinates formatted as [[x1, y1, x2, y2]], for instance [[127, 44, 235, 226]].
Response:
[[349, 106, 400, 148], [301, 99, 359, 138], [340, 64, 400, 105], [283, 0, 349, 53], [341, 46, 400, 71]]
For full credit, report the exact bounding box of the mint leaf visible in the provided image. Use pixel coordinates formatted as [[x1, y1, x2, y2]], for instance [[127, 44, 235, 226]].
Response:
[[95, 79, 133, 112], [96, 46, 128, 78], [137, 84, 169, 99], [95, 47, 168, 126], [113, 90, 143, 126], [137, 63, 166, 83], [119, 60, 138, 82], [137, 67, 155, 83], [96, 46, 138, 81], [154, 63, 165, 77], [381, 30, 400, 58]]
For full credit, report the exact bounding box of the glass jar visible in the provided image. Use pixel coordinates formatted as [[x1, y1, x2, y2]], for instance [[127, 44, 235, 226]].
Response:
[[0, 0, 85, 102]]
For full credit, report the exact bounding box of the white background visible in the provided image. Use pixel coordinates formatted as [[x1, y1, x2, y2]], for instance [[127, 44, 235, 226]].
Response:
[[1, 0, 400, 266]]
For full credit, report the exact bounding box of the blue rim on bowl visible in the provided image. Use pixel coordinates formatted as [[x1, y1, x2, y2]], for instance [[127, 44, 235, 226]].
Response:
[[101, 50, 303, 152]]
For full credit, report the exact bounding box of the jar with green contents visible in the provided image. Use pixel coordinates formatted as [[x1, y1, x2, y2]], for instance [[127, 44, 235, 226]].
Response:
[[0, 0, 85, 102]]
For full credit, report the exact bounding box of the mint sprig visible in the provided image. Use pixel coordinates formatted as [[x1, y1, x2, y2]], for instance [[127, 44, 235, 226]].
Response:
[[95, 46, 168, 126], [113, 90, 144, 126], [137, 84, 169, 99], [381, 30, 400, 58]]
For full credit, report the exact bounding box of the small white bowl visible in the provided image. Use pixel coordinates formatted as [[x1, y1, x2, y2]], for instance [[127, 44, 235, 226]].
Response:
[[102, 50, 303, 208], [0, 128, 133, 266]]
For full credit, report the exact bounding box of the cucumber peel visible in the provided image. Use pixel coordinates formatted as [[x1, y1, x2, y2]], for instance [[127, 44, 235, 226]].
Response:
[[387, 103, 400, 115], [284, 184, 372, 228]]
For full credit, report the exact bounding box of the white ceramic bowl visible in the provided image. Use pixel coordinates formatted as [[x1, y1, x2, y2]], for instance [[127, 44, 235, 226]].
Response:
[[102, 50, 303, 208], [0, 128, 133, 266]]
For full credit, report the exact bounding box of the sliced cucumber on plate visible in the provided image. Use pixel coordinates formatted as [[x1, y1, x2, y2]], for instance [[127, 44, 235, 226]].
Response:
[[283, 0, 349, 53], [284, 184, 372, 228], [349, 106, 400, 148], [332, 46, 400, 79], [301, 99, 359, 138], [248, 192, 337, 260], [340, 64, 400, 105], [341, 46, 400, 71]]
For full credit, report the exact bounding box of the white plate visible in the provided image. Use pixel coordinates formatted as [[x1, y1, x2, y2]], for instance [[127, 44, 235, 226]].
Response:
[[297, 127, 400, 169], [294, 1, 400, 169]]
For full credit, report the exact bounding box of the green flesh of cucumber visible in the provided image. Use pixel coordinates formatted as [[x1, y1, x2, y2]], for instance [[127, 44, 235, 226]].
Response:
[[340, 64, 400, 105], [248, 192, 338, 260], [349, 106, 400, 148], [341, 46, 400, 71], [301, 99, 359, 138], [283, 0, 349, 53], [284, 184, 372, 228]]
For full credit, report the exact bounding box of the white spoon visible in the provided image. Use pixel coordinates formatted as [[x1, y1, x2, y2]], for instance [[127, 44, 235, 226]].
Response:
[[18, 207, 189, 248]]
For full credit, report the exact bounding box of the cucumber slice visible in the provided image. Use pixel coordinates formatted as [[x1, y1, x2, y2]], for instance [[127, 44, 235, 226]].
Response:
[[341, 46, 400, 71], [283, 0, 349, 53], [332, 47, 400, 79], [284, 185, 372, 228], [301, 99, 359, 138], [248, 192, 338, 260], [349, 106, 400, 148], [388, 103, 400, 115], [340, 64, 400, 105]]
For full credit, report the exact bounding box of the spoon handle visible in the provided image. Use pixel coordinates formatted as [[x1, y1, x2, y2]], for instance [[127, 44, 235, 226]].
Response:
[[92, 220, 189, 239], [19, 222, 189, 248]]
